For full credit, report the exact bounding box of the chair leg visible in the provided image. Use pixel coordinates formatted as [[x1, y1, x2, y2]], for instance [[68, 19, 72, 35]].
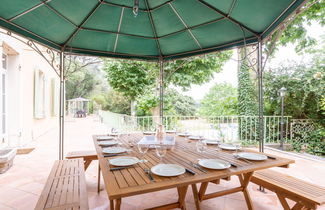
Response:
[[97, 163, 101, 193]]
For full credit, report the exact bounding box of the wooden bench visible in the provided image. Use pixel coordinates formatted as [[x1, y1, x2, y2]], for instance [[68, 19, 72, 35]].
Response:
[[251, 169, 325, 210], [66, 150, 101, 193], [35, 159, 89, 210]]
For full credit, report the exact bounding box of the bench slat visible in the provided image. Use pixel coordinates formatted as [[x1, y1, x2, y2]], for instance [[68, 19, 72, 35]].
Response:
[[35, 159, 89, 210], [251, 169, 325, 207]]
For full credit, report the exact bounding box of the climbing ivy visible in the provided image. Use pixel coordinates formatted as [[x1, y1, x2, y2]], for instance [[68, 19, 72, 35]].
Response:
[[237, 48, 259, 141]]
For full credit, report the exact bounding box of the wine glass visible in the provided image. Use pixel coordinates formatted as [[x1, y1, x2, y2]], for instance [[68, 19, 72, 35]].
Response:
[[155, 144, 167, 163], [196, 139, 207, 153], [233, 141, 242, 155], [137, 144, 149, 163]]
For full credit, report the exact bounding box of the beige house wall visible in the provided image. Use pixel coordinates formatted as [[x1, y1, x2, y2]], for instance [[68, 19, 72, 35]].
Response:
[[0, 34, 59, 148]]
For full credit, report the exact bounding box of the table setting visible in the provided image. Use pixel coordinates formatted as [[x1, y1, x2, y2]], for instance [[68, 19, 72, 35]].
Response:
[[93, 128, 291, 210]]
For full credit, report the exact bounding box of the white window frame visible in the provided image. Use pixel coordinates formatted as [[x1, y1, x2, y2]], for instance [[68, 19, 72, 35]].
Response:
[[34, 69, 46, 119], [1, 53, 8, 143]]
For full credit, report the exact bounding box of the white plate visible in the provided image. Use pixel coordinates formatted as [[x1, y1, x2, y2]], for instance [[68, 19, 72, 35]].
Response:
[[151, 164, 185, 177], [102, 147, 127, 154], [143, 131, 156, 135], [98, 140, 119, 146], [109, 157, 140, 166], [177, 133, 190, 137], [188, 136, 202, 140], [198, 159, 231, 170], [203, 140, 219, 145], [166, 130, 176, 134], [219, 144, 237, 151], [236, 152, 267, 161], [97, 136, 115, 141]]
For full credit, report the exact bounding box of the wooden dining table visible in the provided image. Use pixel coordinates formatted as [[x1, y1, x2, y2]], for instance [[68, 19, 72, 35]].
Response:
[[93, 133, 294, 210]]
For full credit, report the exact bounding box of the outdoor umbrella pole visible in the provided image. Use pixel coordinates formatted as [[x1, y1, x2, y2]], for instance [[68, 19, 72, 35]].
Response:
[[159, 59, 164, 126]]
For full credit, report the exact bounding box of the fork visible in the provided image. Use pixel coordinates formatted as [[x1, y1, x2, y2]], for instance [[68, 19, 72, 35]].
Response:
[[190, 162, 207, 173], [144, 169, 155, 182], [233, 154, 252, 164]]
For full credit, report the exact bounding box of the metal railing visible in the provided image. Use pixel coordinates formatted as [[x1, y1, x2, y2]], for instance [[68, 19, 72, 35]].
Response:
[[98, 110, 291, 143]]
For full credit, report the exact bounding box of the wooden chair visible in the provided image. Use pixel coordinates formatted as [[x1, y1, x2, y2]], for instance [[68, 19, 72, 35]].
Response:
[[251, 169, 325, 210], [66, 150, 101, 193], [35, 159, 89, 210]]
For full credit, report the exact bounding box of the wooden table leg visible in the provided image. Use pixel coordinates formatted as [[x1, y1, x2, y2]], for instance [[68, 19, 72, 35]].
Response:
[[238, 172, 254, 210], [115, 198, 121, 210], [110, 200, 114, 210], [198, 182, 209, 201], [177, 186, 188, 210], [292, 202, 306, 210], [191, 184, 201, 210], [276, 193, 290, 210], [84, 159, 92, 170], [97, 163, 101, 193]]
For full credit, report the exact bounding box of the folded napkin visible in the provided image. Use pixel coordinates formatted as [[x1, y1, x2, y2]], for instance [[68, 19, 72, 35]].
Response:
[[138, 135, 175, 145]]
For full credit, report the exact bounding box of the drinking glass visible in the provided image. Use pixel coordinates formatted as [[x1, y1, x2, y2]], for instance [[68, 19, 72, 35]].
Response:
[[155, 144, 167, 163], [196, 139, 207, 153], [233, 141, 242, 155], [137, 144, 149, 162]]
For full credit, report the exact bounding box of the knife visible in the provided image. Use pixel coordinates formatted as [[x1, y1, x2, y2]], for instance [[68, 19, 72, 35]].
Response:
[[110, 166, 133, 171], [267, 155, 276, 160], [230, 163, 238, 168], [104, 153, 128, 157], [185, 168, 196, 175]]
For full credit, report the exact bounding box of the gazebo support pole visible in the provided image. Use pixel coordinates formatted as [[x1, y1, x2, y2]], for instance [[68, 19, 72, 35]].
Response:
[[59, 51, 65, 160], [257, 39, 264, 153], [159, 59, 164, 126]]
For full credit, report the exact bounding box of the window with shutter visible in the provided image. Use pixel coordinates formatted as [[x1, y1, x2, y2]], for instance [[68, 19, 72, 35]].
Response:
[[34, 69, 45, 119], [51, 78, 59, 117]]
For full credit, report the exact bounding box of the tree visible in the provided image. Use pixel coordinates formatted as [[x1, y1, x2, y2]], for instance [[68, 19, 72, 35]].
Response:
[[165, 89, 197, 116], [104, 60, 156, 100], [65, 55, 104, 100], [198, 83, 238, 116], [163, 52, 233, 90], [103, 51, 232, 116], [264, 63, 324, 119], [265, 0, 324, 55], [105, 90, 131, 115], [136, 88, 197, 116]]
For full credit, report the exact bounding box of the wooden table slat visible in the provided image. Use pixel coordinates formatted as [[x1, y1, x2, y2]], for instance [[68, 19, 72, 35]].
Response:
[[93, 134, 294, 201]]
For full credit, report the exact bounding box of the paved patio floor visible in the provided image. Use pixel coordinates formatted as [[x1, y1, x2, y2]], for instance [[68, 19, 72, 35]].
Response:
[[0, 116, 324, 210]]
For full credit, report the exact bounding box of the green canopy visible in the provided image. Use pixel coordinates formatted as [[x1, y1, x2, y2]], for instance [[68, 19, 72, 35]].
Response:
[[0, 0, 306, 61]]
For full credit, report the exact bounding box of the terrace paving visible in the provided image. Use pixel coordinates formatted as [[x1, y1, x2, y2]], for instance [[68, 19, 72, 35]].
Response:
[[0, 116, 324, 210]]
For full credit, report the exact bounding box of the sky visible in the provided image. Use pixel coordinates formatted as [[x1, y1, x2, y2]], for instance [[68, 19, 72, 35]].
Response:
[[180, 23, 324, 101]]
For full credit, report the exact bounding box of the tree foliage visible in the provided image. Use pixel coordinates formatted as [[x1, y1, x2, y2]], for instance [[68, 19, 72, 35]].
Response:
[[65, 56, 104, 100], [136, 88, 197, 116], [266, 0, 325, 54], [198, 83, 238, 116], [103, 51, 232, 101], [103, 60, 156, 100], [237, 49, 258, 116], [264, 59, 325, 119], [163, 52, 233, 90], [92, 90, 131, 115]]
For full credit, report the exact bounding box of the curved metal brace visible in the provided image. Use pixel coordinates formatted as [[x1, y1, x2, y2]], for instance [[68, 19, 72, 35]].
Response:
[[0, 29, 61, 77]]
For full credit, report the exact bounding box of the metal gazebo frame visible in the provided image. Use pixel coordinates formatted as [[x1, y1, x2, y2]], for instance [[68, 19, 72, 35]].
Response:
[[0, 0, 313, 160]]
